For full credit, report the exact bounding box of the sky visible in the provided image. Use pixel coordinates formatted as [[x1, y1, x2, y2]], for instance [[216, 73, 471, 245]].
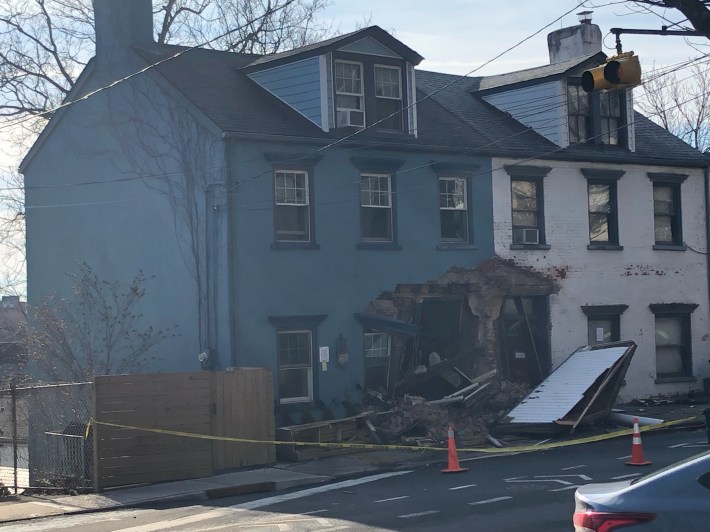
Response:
[[320, 0, 708, 76]]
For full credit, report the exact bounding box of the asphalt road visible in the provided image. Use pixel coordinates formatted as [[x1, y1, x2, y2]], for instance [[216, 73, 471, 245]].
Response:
[[7, 427, 710, 531]]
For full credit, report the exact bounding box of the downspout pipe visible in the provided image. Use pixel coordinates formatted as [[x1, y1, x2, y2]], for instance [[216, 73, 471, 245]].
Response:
[[205, 180, 223, 369], [224, 137, 238, 368]]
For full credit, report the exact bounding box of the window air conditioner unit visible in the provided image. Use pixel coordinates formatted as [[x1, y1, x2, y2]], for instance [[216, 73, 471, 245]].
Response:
[[522, 228, 539, 244], [340, 109, 365, 127]]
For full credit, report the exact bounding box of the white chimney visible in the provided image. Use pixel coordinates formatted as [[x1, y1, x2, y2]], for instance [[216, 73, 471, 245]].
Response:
[[93, 0, 153, 64], [547, 11, 602, 64]]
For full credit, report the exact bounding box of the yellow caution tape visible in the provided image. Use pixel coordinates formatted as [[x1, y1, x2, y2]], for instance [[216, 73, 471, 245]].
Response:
[[84, 415, 702, 455]]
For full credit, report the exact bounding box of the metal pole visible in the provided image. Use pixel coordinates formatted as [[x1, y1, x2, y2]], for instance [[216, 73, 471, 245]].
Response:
[[10, 381, 17, 495]]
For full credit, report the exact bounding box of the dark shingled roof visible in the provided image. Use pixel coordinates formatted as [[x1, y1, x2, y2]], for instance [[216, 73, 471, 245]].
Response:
[[134, 42, 707, 167], [135, 44, 499, 151], [474, 52, 606, 92], [135, 45, 324, 138], [416, 69, 557, 156], [247, 25, 424, 69]]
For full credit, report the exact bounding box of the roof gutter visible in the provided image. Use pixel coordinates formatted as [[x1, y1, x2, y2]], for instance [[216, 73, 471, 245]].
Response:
[[221, 132, 709, 169]]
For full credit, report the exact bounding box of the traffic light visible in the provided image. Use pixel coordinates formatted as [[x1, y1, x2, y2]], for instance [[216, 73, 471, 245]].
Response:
[[581, 52, 641, 93]]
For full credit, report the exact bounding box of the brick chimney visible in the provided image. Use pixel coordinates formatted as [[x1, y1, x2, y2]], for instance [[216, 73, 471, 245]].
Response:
[[93, 0, 153, 64], [547, 11, 602, 64]]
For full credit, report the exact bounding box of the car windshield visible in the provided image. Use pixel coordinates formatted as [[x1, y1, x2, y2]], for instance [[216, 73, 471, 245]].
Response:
[[631, 450, 710, 484]]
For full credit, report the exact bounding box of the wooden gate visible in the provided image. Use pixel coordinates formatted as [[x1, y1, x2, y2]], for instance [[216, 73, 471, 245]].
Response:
[[93, 369, 274, 491]]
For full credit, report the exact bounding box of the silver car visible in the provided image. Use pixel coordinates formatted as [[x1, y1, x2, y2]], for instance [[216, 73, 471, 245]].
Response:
[[573, 450, 710, 531]]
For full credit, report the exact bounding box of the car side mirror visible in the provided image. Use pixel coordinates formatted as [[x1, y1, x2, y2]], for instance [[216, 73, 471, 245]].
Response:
[[697, 472, 710, 490]]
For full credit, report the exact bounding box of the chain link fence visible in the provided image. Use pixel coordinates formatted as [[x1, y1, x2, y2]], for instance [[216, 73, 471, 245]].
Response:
[[0, 382, 93, 494]]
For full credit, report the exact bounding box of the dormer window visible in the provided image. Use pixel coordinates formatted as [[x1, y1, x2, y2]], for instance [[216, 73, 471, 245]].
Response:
[[375, 65, 402, 130], [568, 83, 625, 146], [335, 60, 365, 127], [333, 55, 408, 132]]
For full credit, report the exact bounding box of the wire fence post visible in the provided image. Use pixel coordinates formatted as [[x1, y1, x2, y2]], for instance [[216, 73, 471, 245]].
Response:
[[10, 381, 18, 495]]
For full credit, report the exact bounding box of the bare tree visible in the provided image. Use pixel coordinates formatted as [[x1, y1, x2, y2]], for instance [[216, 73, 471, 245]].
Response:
[[629, 1, 710, 40], [0, 0, 330, 127], [104, 78, 222, 360], [27, 263, 175, 382], [636, 61, 710, 151], [0, 169, 25, 295]]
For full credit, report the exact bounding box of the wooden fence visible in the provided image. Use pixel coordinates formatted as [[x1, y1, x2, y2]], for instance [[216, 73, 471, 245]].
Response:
[[93, 369, 274, 491]]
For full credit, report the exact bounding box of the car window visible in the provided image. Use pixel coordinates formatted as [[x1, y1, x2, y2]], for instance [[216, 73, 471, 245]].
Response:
[[631, 450, 710, 484]]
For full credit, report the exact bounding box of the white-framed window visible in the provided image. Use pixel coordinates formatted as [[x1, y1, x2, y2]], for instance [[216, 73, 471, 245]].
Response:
[[360, 173, 392, 241], [277, 330, 313, 403], [335, 60, 364, 127], [439, 177, 468, 241], [364, 331, 391, 391], [274, 170, 310, 242], [374, 64, 402, 130], [364, 331, 391, 358]]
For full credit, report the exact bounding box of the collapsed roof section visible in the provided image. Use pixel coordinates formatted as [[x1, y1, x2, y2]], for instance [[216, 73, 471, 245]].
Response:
[[505, 341, 637, 431]]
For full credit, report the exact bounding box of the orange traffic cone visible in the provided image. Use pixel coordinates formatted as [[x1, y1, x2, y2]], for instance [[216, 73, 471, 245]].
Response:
[[625, 417, 651, 466], [441, 423, 468, 473]]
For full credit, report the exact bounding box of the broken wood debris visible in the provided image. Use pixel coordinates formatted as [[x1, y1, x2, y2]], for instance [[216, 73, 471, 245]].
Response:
[[275, 367, 535, 460]]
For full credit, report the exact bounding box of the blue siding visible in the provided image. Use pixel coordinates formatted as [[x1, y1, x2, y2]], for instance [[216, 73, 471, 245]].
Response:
[[229, 143, 493, 409], [483, 81, 564, 145], [249, 57, 322, 125]]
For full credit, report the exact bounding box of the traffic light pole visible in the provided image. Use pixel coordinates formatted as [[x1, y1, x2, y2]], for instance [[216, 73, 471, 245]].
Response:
[[610, 27, 704, 53]]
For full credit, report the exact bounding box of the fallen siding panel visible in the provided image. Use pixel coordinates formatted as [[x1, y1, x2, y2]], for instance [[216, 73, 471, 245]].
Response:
[[507, 343, 631, 424]]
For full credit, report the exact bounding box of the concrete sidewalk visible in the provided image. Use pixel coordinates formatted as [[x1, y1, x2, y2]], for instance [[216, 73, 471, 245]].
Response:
[[0, 449, 436, 525]]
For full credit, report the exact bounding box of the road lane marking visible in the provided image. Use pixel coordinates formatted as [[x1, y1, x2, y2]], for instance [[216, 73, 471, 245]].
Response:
[[469, 496, 513, 505], [616, 455, 631, 460], [610, 473, 641, 480], [234, 471, 413, 510], [549, 485, 581, 492], [449, 484, 477, 490], [303, 509, 329, 515], [504, 474, 591, 486], [506, 478, 572, 486], [536, 474, 592, 481], [375, 496, 409, 503], [561, 465, 586, 470], [398, 510, 440, 518]]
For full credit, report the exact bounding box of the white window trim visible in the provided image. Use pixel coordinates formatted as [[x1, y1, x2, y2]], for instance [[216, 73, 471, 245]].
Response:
[[277, 329, 314, 404], [275, 170, 309, 206], [335, 59, 364, 107], [364, 332, 391, 358], [361, 173, 392, 208], [374, 64, 402, 100], [439, 177, 467, 211]]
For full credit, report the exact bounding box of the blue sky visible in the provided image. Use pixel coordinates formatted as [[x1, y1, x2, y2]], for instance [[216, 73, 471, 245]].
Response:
[[321, 1, 709, 75]]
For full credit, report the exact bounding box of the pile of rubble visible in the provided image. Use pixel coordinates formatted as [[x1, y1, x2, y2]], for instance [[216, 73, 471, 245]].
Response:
[[276, 363, 533, 460], [365, 377, 531, 447]]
